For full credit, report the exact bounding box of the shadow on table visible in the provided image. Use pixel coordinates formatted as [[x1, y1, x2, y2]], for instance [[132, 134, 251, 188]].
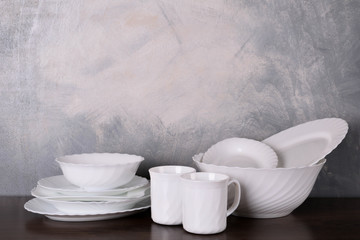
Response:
[[151, 223, 228, 240], [24, 212, 313, 240], [150, 214, 314, 240], [24, 212, 152, 240], [231, 214, 314, 240]]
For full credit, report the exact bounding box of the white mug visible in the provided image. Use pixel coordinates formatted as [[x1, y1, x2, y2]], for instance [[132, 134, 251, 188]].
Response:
[[149, 165, 196, 225], [181, 172, 241, 234]]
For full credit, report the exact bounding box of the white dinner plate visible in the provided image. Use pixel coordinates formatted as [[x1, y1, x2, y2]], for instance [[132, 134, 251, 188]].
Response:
[[38, 175, 148, 196], [202, 138, 278, 168], [262, 118, 348, 168], [24, 198, 150, 222], [31, 184, 150, 201], [32, 189, 150, 215]]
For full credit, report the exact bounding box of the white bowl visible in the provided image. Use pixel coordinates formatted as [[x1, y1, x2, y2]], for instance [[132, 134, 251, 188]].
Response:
[[193, 153, 326, 218], [56, 153, 144, 191], [203, 138, 278, 168]]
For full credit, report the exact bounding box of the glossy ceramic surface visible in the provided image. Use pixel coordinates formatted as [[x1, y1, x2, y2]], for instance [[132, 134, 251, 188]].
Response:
[[31, 184, 150, 201], [36, 192, 150, 215], [56, 153, 144, 191], [181, 172, 241, 234], [24, 198, 150, 222], [262, 118, 348, 167], [149, 166, 196, 225], [194, 153, 326, 218], [203, 138, 278, 168], [38, 175, 149, 196]]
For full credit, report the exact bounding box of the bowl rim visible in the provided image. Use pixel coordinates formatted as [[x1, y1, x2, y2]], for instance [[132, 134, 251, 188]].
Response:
[[56, 153, 144, 167], [193, 153, 326, 171]]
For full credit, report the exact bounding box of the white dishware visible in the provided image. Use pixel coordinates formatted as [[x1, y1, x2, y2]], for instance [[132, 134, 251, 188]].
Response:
[[193, 153, 326, 218], [24, 198, 150, 222], [36, 189, 150, 215], [203, 138, 278, 168], [31, 184, 149, 201], [149, 165, 196, 225], [38, 175, 148, 196], [181, 172, 241, 235], [262, 118, 348, 167], [56, 153, 144, 191]]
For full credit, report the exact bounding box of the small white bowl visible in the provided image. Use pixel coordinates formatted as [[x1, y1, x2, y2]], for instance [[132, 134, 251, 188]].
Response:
[[193, 153, 326, 218], [56, 153, 144, 191], [203, 138, 278, 168]]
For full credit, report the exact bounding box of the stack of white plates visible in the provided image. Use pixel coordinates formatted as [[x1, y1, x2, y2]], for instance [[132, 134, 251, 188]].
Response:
[[25, 175, 150, 222]]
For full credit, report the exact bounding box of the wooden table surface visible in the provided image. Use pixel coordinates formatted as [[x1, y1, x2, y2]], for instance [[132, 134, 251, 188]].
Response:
[[1, 197, 359, 240]]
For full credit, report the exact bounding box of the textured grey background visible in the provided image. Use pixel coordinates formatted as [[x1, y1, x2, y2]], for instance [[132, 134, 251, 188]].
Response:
[[0, 0, 359, 196]]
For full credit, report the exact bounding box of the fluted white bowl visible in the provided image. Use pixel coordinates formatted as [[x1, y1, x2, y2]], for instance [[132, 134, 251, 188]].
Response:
[[56, 153, 144, 191], [193, 153, 326, 218]]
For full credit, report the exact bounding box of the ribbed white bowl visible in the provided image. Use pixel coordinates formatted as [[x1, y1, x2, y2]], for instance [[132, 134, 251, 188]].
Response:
[[193, 153, 326, 218], [56, 153, 144, 191]]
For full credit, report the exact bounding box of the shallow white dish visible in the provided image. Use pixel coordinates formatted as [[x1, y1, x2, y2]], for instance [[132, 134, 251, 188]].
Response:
[[194, 153, 326, 218], [36, 190, 150, 215], [262, 118, 348, 168], [32, 184, 150, 201], [38, 175, 148, 196], [56, 153, 144, 190], [24, 198, 150, 222], [203, 138, 278, 168]]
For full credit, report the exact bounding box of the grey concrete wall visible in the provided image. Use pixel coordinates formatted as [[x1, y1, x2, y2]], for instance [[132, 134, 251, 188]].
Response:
[[0, 0, 359, 196]]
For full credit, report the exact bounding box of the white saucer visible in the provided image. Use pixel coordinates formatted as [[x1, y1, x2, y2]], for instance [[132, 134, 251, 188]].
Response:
[[38, 175, 148, 196], [202, 138, 278, 168], [24, 198, 150, 222], [262, 118, 348, 167]]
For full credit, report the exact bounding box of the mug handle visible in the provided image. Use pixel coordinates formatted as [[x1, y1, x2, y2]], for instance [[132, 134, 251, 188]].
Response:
[[226, 179, 241, 217]]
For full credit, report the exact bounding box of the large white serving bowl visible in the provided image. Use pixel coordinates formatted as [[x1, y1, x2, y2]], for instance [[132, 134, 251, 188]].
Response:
[[193, 153, 326, 218], [56, 153, 144, 191]]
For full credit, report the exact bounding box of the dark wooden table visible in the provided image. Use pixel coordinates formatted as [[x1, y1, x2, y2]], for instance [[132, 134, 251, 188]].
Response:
[[1, 197, 359, 240]]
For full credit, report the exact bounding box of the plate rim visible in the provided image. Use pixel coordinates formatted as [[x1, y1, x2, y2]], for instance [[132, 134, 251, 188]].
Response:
[[262, 118, 348, 167], [24, 197, 150, 217], [38, 175, 149, 194]]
